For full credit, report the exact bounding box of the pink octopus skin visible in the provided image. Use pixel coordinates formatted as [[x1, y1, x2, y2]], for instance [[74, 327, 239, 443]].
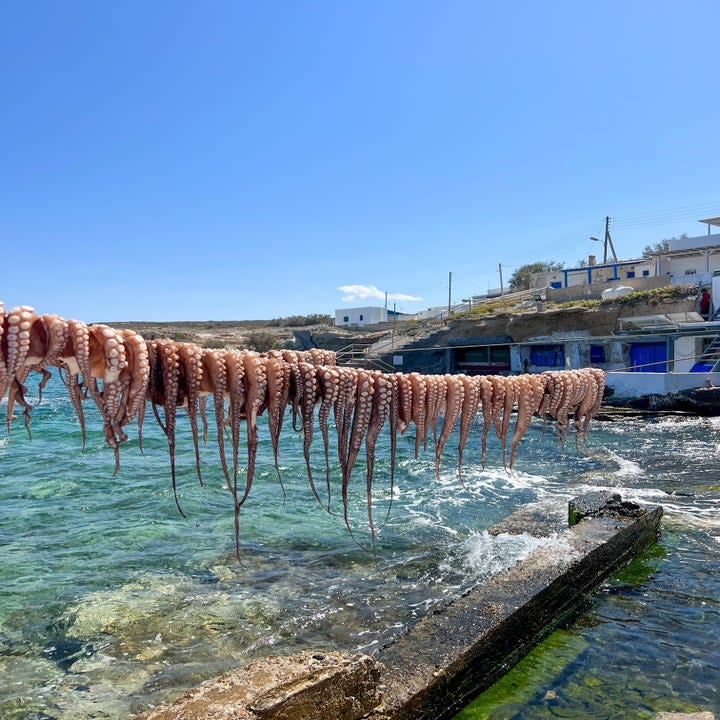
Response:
[[486, 375, 507, 444], [395, 372, 414, 434], [119, 330, 150, 428], [0, 302, 7, 403], [265, 356, 292, 487], [6, 312, 51, 433], [426, 374, 447, 449], [334, 366, 359, 474], [499, 376, 520, 468], [153, 339, 184, 515], [224, 349, 247, 492], [296, 361, 322, 507], [88, 324, 128, 464], [201, 349, 232, 493], [583, 368, 606, 436], [364, 372, 394, 541], [342, 369, 375, 535], [177, 342, 205, 484], [509, 374, 548, 469], [476, 375, 494, 468], [408, 372, 428, 459], [3, 306, 37, 431], [435, 375, 465, 481], [317, 365, 342, 505], [553, 371, 581, 447], [457, 375, 482, 476], [238, 351, 268, 508]]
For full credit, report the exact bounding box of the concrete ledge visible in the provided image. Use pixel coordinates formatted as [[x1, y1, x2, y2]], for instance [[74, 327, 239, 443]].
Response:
[[133, 494, 662, 720], [372, 496, 662, 720], [133, 651, 382, 720]]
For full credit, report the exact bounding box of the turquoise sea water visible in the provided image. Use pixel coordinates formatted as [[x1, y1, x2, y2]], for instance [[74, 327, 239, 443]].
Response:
[[1, 375, 719, 719]]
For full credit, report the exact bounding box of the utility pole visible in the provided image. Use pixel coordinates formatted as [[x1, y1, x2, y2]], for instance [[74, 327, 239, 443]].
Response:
[[448, 271, 453, 317], [498, 263, 504, 295], [603, 216, 618, 263], [392, 302, 396, 348]]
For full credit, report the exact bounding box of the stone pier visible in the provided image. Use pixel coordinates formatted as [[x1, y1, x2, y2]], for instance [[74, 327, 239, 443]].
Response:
[[134, 492, 663, 720]]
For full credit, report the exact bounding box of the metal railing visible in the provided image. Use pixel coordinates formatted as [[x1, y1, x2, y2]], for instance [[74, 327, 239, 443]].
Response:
[[336, 342, 396, 372]]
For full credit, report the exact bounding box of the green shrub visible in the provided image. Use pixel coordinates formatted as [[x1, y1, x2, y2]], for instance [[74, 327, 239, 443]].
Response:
[[244, 331, 279, 352]]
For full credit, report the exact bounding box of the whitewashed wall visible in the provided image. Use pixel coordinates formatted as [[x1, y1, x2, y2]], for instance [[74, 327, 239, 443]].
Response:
[[334, 306, 387, 326]]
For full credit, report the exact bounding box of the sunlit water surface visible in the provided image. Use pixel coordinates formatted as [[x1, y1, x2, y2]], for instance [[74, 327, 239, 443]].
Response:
[[1, 377, 719, 719]]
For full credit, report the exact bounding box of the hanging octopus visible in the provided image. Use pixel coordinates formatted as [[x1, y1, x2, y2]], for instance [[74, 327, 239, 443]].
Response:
[[435, 375, 465, 481], [0, 302, 608, 556]]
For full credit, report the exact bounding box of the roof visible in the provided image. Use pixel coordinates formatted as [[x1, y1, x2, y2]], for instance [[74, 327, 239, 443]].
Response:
[[699, 217, 720, 227], [447, 335, 513, 346], [617, 312, 706, 332]]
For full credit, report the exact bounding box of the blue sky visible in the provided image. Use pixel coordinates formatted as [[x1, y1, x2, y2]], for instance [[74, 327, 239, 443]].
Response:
[[2, 1, 719, 321]]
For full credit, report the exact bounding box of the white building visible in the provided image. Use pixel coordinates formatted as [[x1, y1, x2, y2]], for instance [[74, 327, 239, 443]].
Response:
[[334, 306, 388, 326], [651, 218, 720, 287], [531, 217, 720, 292]]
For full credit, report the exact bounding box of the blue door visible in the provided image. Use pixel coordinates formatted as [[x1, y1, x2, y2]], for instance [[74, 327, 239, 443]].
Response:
[[629, 342, 667, 372]]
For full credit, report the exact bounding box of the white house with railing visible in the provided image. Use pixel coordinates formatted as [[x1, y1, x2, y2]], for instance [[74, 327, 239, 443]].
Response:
[[531, 217, 720, 294]]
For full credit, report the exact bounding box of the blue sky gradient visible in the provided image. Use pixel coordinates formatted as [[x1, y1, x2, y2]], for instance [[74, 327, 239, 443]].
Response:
[[2, 1, 719, 321]]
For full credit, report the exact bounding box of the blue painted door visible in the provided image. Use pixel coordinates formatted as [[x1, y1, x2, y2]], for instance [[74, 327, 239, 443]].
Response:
[[629, 342, 667, 372]]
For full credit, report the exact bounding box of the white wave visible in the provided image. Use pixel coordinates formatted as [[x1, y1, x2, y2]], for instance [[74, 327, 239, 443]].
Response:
[[605, 450, 644, 478], [457, 530, 580, 580]]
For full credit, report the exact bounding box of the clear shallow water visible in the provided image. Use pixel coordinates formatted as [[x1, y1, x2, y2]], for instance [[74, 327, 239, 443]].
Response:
[[1, 377, 719, 719]]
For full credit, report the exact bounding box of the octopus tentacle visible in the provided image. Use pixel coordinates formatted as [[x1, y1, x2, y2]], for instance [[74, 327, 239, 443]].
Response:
[[457, 374, 481, 477], [343, 369, 375, 539], [6, 312, 51, 434], [486, 375, 507, 441], [224, 350, 246, 492], [317, 365, 341, 509], [475, 376, 494, 468], [178, 342, 205, 484], [378, 372, 401, 530], [424, 374, 446, 450], [297, 361, 323, 507], [153, 339, 184, 517], [265, 356, 292, 493], [4, 306, 37, 431], [34, 314, 70, 405], [201, 349, 232, 492], [407, 372, 428, 459], [0, 302, 8, 404], [582, 368, 606, 437], [334, 366, 359, 476], [553, 371, 580, 448], [394, 372, 413, 435], [287, 359, 304, 432], [199, 395, 209, 444], [238, 351, 268, 509], [500, 376, 520, 468], [509, 374, 548, 469], [119, 330, 150, 428], [365, 372, 393, 542], [435, 375, 465, 481], [88, 324, 128, 470]]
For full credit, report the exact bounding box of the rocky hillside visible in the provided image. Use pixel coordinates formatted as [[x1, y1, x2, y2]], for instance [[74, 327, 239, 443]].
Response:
[[109, 286, 700, 361], [108, 319, 390, 353]]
